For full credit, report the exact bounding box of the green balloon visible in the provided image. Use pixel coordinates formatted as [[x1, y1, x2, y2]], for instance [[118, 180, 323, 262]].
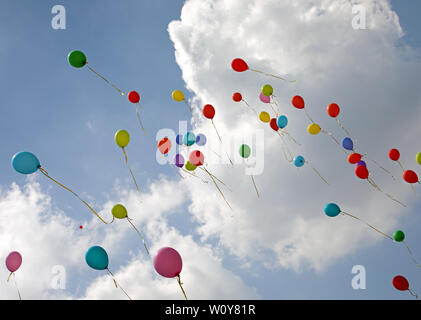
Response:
[[115, 129, 130, 148], [261, 84, 273, 97], [68, 50, 87, 68], [416, 152, 421, 165], [185, 161, 197, 171], [393, 230, 405, 242], [111, 204, 128, 219], [239, 144, 251, 158]]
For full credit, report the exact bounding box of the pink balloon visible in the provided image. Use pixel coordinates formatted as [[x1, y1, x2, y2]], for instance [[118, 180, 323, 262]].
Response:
[[259, 92, 270, 104], [153, 247, 183, 278], [6, 251, 22, 273]]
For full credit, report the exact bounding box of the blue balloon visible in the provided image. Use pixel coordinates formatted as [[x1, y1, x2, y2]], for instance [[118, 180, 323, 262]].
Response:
[[276, 115, 288, 129], [324, 203, 341, 217], [85, 246, 109, 270], [176, 134, 183, 145], [293, 155, 305, 167], [341, 137, 354, 151], [12, 151, 40, 174], [196, 133, 207, 146], [183, 132, 196, 146], [356, 160, 366, 167]]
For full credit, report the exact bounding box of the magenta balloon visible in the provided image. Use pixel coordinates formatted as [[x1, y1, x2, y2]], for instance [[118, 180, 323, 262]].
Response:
[[6, 251, 22, 273], [259, 92, 270, 104], [153, 247, 183, 278]]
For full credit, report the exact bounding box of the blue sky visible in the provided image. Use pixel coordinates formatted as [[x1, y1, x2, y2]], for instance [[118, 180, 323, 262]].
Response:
[[1, 0, 421, 300]]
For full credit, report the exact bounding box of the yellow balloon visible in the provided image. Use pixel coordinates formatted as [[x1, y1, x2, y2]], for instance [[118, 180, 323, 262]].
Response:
[[172, 90, 185, 102], [185, 161, 197, 171], [307, 123, 321, 135], [259, 111, 270, 123], [115, 129, 130, 148], [112, 204, 128, 219], [416, 152, 421, 165]]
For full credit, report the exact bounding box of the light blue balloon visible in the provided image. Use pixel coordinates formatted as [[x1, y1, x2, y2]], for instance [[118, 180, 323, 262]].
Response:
[[183, 132, 196, 146], [293, 155, 305, 167], [341, 137, 353, 151], [196, 133, 207, 146], [324, 203, 341, 217], [85, 246, 109, 270], [277, 115, 288, 129], [12, 151, 40, 174]]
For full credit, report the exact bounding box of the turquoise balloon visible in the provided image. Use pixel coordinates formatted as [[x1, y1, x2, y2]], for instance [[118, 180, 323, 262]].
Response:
[[324, 203, 341, 217], [85, 246, 109, 270], [183, 132, 196, 146], [293, 155, 305, 167], [277, 115, 288, 129], [12, 152, 40, 174]]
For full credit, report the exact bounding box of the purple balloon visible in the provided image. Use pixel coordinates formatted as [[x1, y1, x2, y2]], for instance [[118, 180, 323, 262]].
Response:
[[153, 247, 183, 278], [174, 154, 185, 168], [356, 160, 366, 167], [6, 251, 22, 273], [259, 92, 270, 104]]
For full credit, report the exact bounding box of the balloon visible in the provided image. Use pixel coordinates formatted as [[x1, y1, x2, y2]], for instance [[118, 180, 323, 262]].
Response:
[[341, 137, 354, 151], [355, 165, 369, 179], [259, 111, 270, 123], [270, 118, 279, 131], [231, 58, 248, 72], [174, 154, 185, 168], [232, 92, 242, 102], [11, 152, 40, 174], [403, 170, 418, 184], [389, 149, 400, 161], [291, 95, 305, 109], [276, 115, 288, 129], [259, 93, 270, 103], [196, 133, 207, 146], [189, 150, 204, 166], [5, 251, 22, 273], [327, 103, 340, 118], [203, 104, 215, 119], [172, 90, 185, 102], [239, 144, 251, 158], [307, 123, 321, 135], [324, 203, 341, 217], [68, 50, 87, 68], [348, 153, 362, 164], [158, 137, 172, 154], [357, 160, 366, 167], [261, 84, 273, 97], [115, 130, 130, 148], [176, 134, 183, 145], [416, 152, 421, 165], [393, 230, 405, 242], [111, 204, 128, 219], [183, 132, 196, 146], [393, 275, 409, 291], [85, 246, 109, 270], [153, 247, 183, 278], [185, 161, 197, 171], [293, 155, 305, 167], [128, 91, 140, 104]]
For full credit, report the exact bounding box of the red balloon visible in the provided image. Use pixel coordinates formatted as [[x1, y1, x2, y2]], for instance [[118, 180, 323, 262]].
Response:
[[348, 153, 362, 164], [232, 92, 242, 102], [231, 58, 248, 72], [158, 137, 171, 154], [128, 90, 140, 103], [355, 165, 369, 179], [393, 275, 409, 291], [291, 95, 305, 109], [270, 118, 279, 131], [203, 104, 215, 119], [327, 103, 340, 118], [388, 148, 400, 161], [403, 170, 418, 184], [189, 150, 204, 166]]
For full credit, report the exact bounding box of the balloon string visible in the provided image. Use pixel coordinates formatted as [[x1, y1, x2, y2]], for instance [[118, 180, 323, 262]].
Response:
[[38, 167, 114, 224], [341, 211, 393, 240], [177, 275, 188, 300], [335, 117, 352, 138], [397, 161, 405, 172], [200, 166, 232, 191], [211, 119, 222, 143], [181, 167, 208, 183], [7, 272, 12, 282], [402, 241, 421, 268], [408, 288, 419, 299], [251, 175, 260, 198], [241, 99, 258, 117], [86, 65, 125, 95], [162, 155, 185, 179], [136, 103, 147, 136], [277, 131, 293, 162], [367, 177, 406, 207], [12, 273, 21, 300], [304, 109, 315, 124], [269, 103, 279, 117], [310, 164, 329, 185], [203, 167, 232, 210], [249, 68, 296, 83], [367, 157, 396, 181], [282, 129, 301, 146], [106, 268, 132, 300], [122, 148, 141, 193], [184, 100, 193, 114], [270, 95, 281, 114], [127, 217, 150, 256]]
